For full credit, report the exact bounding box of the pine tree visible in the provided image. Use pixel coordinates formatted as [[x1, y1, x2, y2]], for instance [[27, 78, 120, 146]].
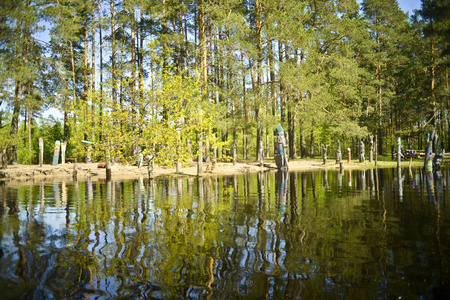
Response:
[[362, 0, 410, 154]]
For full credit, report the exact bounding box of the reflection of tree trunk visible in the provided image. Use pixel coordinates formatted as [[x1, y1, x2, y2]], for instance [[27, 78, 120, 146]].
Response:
[[205, 257, 215, 298], [256, 172, 267, 265], [369, 168, 374, 198], [290, 172, 298, 216], [301, 173, 307, 199], [8, 189, 19, 215], [38, 182, 45, 214], [311, 172, 316, 199], [6, 189, 19, 285], [0, 183, 6, 216]]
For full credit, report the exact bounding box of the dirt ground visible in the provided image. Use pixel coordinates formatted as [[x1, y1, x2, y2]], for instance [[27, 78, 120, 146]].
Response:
[[0, 157, 432, 184]]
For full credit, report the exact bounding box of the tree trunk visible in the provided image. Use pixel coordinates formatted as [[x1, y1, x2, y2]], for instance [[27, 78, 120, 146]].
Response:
[[69, 41, 78, 165], [288, 105, 297, 159], [198, 0, 207, 176], [255, 0, 263, 162], [64, 80, 69, 143], [139, 8, 144, 101], [310, 120, 315, 158], [98, 0, 103, 141], [110, 0, 116, 105], [131, 4, 136, 123], [268, 41, 277, 156], [27, 84, 32, 164], [279, 41, 286, 123], [10, 81, 22, 164], [84, 20, 89, 161], [91, 0, 96, 141]]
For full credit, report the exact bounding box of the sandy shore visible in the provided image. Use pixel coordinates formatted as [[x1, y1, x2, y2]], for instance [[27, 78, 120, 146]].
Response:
[[0, 157, 434, 183]]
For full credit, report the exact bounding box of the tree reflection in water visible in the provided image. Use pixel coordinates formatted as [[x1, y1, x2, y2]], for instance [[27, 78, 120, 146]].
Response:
[[0, 167, 449, 298]]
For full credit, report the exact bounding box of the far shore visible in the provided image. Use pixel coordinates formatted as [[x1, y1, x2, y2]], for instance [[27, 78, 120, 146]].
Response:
[[1, 155, 444, 184]]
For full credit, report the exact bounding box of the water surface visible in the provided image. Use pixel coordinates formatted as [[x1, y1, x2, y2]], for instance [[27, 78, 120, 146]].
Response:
[[0, 167, 449, 299]]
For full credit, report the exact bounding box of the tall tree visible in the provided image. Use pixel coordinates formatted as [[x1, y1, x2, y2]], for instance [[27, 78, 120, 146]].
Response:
[[1, 0, 41, 164], [362, 0, 410, 154]]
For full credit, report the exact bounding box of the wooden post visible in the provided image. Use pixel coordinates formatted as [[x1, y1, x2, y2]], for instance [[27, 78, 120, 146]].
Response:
[[61, 141, 66, 164], [397, 136, 401, 168], [359, 140, 365, 162], [336, 140, 341, 164], [52, 140, 61, 165], [39, 137, 43, 167]]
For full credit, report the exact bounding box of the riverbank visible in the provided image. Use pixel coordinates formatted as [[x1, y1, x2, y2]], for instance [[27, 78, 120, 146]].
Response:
[[0, 156, 440, 183]]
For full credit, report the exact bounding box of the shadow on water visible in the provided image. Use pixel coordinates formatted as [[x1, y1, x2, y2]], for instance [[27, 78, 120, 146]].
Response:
[[0, 166, 449, 299]]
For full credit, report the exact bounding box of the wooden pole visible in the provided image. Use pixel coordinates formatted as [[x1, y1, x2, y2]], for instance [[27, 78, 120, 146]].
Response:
[[61, 142, 66, 164], [39, 137, 43, 167], [336, 140, 341, 164]]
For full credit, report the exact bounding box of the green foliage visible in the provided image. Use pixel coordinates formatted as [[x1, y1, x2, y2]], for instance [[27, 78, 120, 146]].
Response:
[[72, 45, 219, 166], [2, 0, 449, 164]]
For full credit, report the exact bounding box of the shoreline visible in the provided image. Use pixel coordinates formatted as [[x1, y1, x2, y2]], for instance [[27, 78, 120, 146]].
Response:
[[0, 158, 436, 184]]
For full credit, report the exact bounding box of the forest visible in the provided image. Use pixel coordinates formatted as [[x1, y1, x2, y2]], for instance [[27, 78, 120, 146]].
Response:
[[0, 0, 449, 167]]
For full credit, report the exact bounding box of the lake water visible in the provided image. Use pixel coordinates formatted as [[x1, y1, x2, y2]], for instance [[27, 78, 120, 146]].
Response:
[[0, 167, 449, 299]]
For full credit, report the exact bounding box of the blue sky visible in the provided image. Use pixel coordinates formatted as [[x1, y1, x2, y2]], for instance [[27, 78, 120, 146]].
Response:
[[398, 0, 422, 14]]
